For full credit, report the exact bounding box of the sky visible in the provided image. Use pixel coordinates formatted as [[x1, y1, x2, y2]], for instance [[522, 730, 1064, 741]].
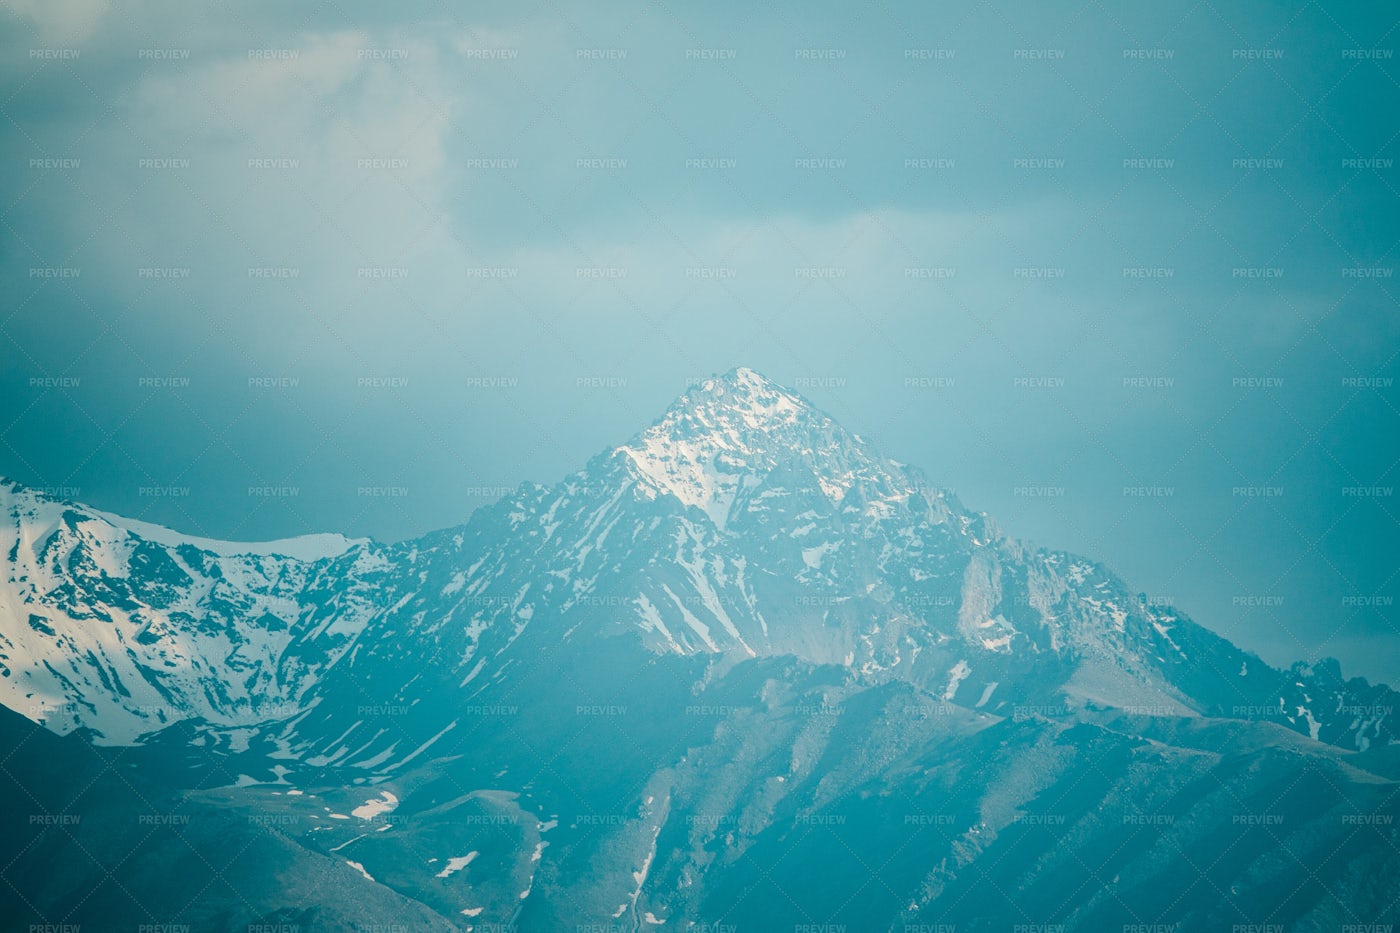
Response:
[[1, 0, 1397, 682]]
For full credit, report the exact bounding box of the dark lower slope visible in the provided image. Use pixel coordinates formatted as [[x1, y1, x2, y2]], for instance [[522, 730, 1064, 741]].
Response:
[[1, 641, 1396, 932], [0, 704, 458, 932]]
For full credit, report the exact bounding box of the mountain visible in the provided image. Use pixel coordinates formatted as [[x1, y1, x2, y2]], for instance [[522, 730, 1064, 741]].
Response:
[[0, 367, 1396, 931]]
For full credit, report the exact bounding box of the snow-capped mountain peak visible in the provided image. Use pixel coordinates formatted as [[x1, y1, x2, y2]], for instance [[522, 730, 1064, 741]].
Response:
[[615, 367, 874, 528]]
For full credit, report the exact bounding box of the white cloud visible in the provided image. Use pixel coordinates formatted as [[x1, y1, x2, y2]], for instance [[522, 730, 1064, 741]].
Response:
[[66, 26, 465, 358]]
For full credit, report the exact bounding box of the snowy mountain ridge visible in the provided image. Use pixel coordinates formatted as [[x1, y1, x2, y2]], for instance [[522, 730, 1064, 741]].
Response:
[[90, 508, 366, 562], [0, 478, 383, 742]]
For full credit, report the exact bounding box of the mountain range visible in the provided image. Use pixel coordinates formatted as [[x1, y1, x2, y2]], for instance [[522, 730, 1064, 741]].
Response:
[[1, 367, 1396, 931]]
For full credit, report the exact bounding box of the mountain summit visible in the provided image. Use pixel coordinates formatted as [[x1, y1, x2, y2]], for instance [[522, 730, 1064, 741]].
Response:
[[616, 367, 881, 529]]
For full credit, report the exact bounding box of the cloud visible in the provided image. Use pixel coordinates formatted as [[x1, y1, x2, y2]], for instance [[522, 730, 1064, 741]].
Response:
[[4, 0, 109, 44], [36, 26, 466, 369]]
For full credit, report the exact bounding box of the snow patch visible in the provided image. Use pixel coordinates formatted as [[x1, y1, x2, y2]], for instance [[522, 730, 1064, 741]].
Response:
[[944, 660, 971, 701], [435, 851, 478, 879], [345, 859, 374, 882], [351, 791, 398, 821]]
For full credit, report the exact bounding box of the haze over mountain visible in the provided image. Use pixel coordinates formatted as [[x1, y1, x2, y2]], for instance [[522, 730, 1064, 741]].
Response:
[[1, 369, 1396, 931]]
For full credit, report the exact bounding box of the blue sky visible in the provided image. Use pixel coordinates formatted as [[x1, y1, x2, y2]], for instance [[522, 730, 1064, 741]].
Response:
[[2, 0, 1397, 681]]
